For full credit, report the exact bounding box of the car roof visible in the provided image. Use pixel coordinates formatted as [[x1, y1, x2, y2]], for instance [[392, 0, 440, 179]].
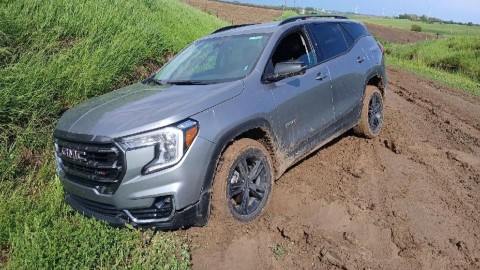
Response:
[[207, 15, 355, 38]]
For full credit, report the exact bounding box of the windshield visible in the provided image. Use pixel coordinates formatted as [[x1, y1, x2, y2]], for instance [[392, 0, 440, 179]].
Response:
[[154, 33, 271, 84]]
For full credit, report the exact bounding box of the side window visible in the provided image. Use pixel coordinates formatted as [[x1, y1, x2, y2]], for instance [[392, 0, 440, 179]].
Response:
[[340, 22, 369, 41], [310, 23, 353, 61], [341, 25, 354, 48], [266, 31, 316, 75]]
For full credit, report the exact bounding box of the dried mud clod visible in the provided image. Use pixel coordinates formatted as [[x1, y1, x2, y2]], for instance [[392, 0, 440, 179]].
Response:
[[343, 232, 359, 245], [320, 249, 348, 270]]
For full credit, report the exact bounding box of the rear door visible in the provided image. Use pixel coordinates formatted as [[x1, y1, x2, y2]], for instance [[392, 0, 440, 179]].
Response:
[[308, 22, 368, 121]]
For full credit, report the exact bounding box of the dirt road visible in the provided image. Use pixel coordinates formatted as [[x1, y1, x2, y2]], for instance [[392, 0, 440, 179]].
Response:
[[364, 23, 433, 43], [181, 1, 480, 269], [187, 67, 480, 269], [183, 0, 282, 24]]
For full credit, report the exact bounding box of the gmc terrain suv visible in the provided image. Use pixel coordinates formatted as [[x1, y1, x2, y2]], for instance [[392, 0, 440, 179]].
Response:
[[54, 15, 386, 229]]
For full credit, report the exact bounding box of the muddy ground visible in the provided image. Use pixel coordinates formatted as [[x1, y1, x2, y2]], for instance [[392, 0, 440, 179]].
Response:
[[363, 23, 433, 44], [182, 1, 480, 269], [186, 66, 480, 269], [183, 0, 282, 24]]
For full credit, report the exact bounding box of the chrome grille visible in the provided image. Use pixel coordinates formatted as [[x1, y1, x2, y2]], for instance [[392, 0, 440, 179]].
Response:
[[55, 138, 124, 192]]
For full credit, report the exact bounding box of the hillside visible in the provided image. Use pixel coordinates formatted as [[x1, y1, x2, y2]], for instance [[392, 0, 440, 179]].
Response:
[[0, 0, 226, 268]]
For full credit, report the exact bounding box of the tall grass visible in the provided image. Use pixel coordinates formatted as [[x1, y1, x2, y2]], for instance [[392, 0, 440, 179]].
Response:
[[384, 36, 480, 95], [0, 0, 226, 268]]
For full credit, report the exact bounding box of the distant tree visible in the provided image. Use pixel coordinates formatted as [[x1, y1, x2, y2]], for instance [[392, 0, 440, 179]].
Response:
[[467, 22, 473, 26], [411, 24, 422, 32]]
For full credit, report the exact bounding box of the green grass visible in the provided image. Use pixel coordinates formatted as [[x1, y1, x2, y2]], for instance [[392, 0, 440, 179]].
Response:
[[0, 0, 226, 268], [270, 243, 287, 261], [383, 36, 480, 95], [276, 10, 299, 21], [1, 173, 190, 269], [356, 17, 480, 37]]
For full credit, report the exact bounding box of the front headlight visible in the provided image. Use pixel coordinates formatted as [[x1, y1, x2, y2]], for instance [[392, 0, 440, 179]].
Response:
[[118, 119, 198, 174]]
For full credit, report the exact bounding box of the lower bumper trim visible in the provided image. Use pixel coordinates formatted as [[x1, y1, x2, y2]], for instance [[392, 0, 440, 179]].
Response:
[[64, 190, 210, 230]]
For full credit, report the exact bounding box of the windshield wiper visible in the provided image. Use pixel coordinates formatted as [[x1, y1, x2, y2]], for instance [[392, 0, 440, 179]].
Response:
[[167, 80, 209, 85], [151, 78, 167, 86], [142, 76, 167, 86]]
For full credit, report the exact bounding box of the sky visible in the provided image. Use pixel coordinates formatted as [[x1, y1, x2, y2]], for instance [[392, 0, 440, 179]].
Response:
[[227, 0, 480, 24]]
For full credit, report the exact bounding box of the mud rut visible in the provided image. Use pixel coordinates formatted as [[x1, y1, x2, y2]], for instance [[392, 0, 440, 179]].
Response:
[[180, 1, 479, 268], [183, 67, 480, 269]]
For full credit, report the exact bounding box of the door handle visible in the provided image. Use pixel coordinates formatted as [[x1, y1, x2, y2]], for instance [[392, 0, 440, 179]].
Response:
[[357, 56, 365, 63], [316, 72, 328, 81]]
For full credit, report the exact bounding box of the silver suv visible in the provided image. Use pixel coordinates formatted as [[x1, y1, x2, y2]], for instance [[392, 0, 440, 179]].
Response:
[[54, 15, 386, 229]]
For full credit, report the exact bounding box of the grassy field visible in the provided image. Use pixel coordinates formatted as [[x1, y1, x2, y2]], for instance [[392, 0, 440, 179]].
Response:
[[356, 17, 480, 37], [0, 0, 226, 268], [383, 36, 480, 96], [276, 10, 299, 20]]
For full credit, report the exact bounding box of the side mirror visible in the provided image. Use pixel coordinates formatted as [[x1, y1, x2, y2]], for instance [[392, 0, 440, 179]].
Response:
[[265, 61, 306, 82]]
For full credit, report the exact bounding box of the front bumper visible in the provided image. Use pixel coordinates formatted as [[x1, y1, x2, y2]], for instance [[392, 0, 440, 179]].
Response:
[[57, 135, 215, 229]]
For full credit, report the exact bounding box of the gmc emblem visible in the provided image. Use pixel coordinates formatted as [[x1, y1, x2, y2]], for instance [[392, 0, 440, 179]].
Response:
[[61, 147, 87, 162]]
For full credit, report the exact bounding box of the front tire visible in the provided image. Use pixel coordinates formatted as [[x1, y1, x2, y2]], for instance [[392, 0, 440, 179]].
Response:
[[211, 138, 274, 223], [354, 86, 384, 138]]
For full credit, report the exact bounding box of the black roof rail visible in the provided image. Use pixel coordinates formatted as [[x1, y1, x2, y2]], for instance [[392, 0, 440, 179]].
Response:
[[279, 15, 348, 26], [212, 24, 254, 34]]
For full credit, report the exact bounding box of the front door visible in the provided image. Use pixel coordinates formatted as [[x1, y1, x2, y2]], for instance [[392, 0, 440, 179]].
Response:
[[263, 29, 335, 156]]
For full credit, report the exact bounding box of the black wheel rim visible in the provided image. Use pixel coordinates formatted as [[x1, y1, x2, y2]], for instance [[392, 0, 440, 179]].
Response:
[[368, 92, 383, 134], [227, 152, 269, 216]]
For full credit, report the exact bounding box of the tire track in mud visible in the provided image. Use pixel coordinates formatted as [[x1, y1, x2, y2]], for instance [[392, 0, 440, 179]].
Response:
[[180, 2, 480, 268], [185, 67, 480, 270]]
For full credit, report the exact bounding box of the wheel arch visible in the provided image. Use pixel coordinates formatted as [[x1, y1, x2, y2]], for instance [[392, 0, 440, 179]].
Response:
[[364, 72, 386, 97], [200, 118, 279, 195]]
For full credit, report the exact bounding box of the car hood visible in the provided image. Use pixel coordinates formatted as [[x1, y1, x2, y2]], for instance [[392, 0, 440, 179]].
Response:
[[55, 80, 243, 139]]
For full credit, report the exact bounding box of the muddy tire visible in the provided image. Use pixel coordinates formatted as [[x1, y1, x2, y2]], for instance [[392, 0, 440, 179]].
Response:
[[211, 138, 274, 223], [354, 86, 384, 138]]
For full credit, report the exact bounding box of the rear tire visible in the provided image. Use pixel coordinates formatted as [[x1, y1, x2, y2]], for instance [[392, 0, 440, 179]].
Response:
[[211, 138, 274, 223], [354, 86, 384, 138]]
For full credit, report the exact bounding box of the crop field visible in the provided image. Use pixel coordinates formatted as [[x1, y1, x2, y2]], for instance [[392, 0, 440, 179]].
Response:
[[183, 0, 282, 24], [0, 0, 226, 268], [357, 17, 480, 37]]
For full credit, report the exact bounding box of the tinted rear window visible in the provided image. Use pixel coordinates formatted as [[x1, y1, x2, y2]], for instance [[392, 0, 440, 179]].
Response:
[[341, 22, 369, 40], [310, 23, 351, 61]]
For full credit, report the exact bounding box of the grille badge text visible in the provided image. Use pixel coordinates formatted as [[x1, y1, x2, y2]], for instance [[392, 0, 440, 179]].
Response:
[[61, 147, 87, 162]]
